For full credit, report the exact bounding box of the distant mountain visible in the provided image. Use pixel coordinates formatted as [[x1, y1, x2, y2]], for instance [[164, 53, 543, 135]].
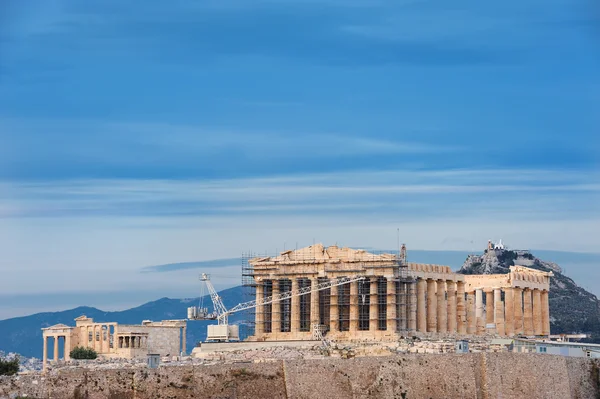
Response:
[[0, 286, 251, 358], [459, 248, 600, 342]]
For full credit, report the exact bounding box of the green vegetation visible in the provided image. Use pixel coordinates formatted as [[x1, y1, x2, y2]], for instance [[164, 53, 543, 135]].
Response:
[[0, 355, 19, 376], [69, 346, 98, 360]]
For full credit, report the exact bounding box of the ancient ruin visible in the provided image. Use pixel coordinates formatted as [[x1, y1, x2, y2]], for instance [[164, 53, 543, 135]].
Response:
[[41, 316, 186, 372], [248, 244, 552, 341]]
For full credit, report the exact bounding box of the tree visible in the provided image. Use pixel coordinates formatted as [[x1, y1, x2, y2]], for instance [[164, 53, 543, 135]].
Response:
[[69, 346, 98, 360], [0, 355, 19, 376]]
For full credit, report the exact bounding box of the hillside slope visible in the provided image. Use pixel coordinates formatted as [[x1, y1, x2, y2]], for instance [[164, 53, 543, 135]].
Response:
[[459, 249, 600, 341], [0, 286, 251, 358]]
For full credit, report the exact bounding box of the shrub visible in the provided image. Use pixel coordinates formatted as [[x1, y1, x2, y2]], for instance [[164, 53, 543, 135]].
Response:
[[0, 356, 19, 376], [70, 346, 98, 360]]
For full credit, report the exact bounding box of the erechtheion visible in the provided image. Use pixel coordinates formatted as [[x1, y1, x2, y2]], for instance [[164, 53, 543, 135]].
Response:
[[41, 316, 186, 372], [248, 244, 552, 341]]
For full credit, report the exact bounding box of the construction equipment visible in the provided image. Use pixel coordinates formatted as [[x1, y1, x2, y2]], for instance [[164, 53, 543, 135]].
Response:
[[188, 273, 365, 342]]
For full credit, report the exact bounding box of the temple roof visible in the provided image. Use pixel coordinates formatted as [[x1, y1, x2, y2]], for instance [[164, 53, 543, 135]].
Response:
[[250, 243, 396, 265]]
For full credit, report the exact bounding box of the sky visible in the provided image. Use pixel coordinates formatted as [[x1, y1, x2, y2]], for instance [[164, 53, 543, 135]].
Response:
[[0, 0, 599, 319]]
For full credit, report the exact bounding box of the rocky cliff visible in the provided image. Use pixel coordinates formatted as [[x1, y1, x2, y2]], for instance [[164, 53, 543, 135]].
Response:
[[459, 249, 600, 342]]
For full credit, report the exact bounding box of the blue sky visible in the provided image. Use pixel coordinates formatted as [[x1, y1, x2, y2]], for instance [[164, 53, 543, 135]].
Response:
[[0, 0, 599, 319]]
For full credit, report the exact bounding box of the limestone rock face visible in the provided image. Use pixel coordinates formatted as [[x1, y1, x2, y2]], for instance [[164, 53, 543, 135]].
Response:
[[459, 248, 600, 342]]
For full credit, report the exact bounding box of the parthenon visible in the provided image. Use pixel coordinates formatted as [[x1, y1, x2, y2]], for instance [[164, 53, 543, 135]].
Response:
[[248, 244, 552, 341]]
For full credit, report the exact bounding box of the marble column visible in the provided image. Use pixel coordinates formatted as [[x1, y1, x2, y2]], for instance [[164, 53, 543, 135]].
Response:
[[523, 289, 534, 336], [42, 336, 48, 373], [370, 279, 378, 331], [456, 282, 466, 334], [387, 279, 397, 332], [310, 278, 320, 329], [65, 334, 71, 361], [350, 280, 359, 332], [291, 279, 300, 332], [398, 283, 407, 331], [485, 291, 494, 325], [494, 288, 505, 336], [447, 281, 457, 333], [182, 326, 187, 355], [466, 292, 476, 334], [408, 282, 417, 331], [505, 288, 515, 336], [53, 336, 59, 362], [255, 283, 264, 336], [427, 279, 437, 332], [417, 279, 427, 332], [533, 289, 542, 335], [475, 289, 484, 334], [272, 280, 281, 334], [541, 290, 550, 336], [514, 288, 524, 335], [329, 283, 338, 332]]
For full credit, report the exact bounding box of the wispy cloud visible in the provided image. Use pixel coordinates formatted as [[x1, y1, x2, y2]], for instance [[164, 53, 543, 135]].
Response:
[[141, 258, 241, 273]]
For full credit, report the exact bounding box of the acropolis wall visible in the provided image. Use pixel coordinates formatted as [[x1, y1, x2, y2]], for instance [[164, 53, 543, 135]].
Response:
[[249, 244, 552, 341]]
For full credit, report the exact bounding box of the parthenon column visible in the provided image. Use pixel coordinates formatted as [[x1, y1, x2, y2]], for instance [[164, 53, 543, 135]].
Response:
[[447, 281, 457, 333], [255, 283, 264, 336], [475, 289, 484, 334], [310, 278, 319, 330], [408, 282, 417, 331], [417, 279, 427, 332], [494, 288, 505, 336], [370, 279, 378, 331], [291, 279, 300, 332], [182, 326, 187, 355], [53, 336, 59, 362], [436, 280, 447, 333], [514, 288, 524, 335], [65, 334, 71, 361], [533, 289, 542, 335], [427, 279, 437, 332], [329, 284, 338, 332], [541, 290, 550, 336], [485, 291, 494, 326], [272, 280, 281, 334], [350, 280, 359, 332], [466, 291, 476, 334], [387, 279, 397, 332], [456, 282, 466, 334], [523, 289, 534, 336], [505, 288, 515, 336]]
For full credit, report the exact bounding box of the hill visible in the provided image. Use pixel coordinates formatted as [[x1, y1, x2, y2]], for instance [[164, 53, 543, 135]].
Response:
[[0, 286, 251, 358], [459, 248, 600, 342]]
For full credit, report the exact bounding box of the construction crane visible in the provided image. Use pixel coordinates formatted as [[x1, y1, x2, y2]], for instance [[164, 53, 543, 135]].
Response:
[[187, 273, 366, 342]]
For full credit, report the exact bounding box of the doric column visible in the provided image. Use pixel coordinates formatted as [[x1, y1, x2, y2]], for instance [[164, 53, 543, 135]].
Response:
[[514, 288, 524, 335], [475, 289, 484, 334], [329, 283, 338, 332], [398, 283, 407, 331], [255, 282, 264, 337], [272, 280, 281, 333], [417, 279, 427, 332], [466, 291, 476, 334], [494, 288, 505, 336], [370, 279, 378, 331], [485, 291, 494, 325], [310, 278, 319, 329], [505, 288, 515, 336], [541, 290, 550, 336], [291, 278, 300, 332], [387, 279, 397, 332], [53, 336, 59, 362], [350, 280, 359, 332], [447, 281, 457, 333], [436, 280, 447, 333], [426, 279, 437, 332], [533, 289, 542, 335], [182, 326, 187, 355], [408, 281, 417, 331], [65, 334, 71, 361], [42, 336, 48, 373], [523, 289, 534, 336], [456, 282, 466, 334]]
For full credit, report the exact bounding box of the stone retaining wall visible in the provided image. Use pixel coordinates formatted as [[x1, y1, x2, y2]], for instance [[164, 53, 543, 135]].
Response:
[[1, 353, 599, 399]]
